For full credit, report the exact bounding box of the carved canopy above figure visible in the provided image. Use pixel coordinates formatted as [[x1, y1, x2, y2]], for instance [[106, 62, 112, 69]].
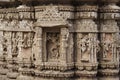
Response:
[[34, 5, 74, 27]]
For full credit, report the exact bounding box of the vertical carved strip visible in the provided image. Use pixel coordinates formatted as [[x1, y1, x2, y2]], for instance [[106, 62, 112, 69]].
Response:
[[17, 32, 23, 61], [6, 32, 12, 59], [99, 2, 120, 76], [75, 4, 98, 77], [34, 27, 43, 66], [60, 27, 69, 64], [0, 31, 3, 56]]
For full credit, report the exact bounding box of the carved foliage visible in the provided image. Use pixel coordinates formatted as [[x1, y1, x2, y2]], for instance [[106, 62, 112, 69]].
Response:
[[101, 20, 119, 32], [76, 19, 98, 32]]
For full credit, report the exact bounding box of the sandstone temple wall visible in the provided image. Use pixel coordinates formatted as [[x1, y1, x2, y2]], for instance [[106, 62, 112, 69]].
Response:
[[0, 0, 120, 80]]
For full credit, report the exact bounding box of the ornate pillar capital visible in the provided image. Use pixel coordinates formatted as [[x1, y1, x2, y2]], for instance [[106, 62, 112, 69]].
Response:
[[76, 4, 98, 19], [100, 3, 120, 20]]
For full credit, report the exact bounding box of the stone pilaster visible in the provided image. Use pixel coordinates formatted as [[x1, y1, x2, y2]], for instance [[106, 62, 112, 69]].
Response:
[[33, 27, 43, 68], [99, 0, 120, 76], [75, 4, 99, 77], [0, 8, 8, 80], [16, 4, 35, 80]]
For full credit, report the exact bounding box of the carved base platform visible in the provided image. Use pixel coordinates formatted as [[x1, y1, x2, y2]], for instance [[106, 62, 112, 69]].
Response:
[[34, 70, 74, 78], [98, 69, 119, 76], [76, 70, 97, 77]]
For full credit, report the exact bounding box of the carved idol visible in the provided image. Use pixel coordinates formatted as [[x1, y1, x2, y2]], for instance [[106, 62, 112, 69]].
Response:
[[47, 33, 60, 61], [80, 34, 92, 62], [103, 34, 113, 61], [22, 34, 29, 48], [12, 33, 19, 55], [2, 37, 8, 55]]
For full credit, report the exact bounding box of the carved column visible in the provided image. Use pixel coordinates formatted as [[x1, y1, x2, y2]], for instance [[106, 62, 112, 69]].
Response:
[[99, 0, 120, 76], [33, 27, 43, 67], [5, 8, 20, 80], [75, 4, 99, 77], [0, 8, 8, 80], [60, 27, 69, 64], [16, 4, 35, 80], [0, 9, 5, 59]]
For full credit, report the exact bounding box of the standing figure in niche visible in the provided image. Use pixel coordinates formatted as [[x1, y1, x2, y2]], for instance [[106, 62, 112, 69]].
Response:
[[81, 35, 92, 62], [12, 33, 19, 56], [2, 37, 8, 56], [47, 33, 60, 60], [23, 34, 29, 48], [103, 38, 112, 61]]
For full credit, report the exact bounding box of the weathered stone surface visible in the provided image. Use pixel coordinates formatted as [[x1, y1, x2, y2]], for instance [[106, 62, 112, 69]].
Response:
[[0, 0, 119, 80]]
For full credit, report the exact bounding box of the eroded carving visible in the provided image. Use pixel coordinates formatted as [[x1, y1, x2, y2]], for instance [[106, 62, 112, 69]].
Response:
[[102, 34, 113, 61], [46, 32, 60, 61]]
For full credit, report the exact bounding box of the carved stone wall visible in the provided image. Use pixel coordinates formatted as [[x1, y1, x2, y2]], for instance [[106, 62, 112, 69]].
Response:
[[0, 0, 119, 80]]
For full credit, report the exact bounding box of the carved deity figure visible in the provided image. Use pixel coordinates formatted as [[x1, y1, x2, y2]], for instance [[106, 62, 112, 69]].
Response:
[[2, 37, 8, 56], [103, 34, 113, 61], [47, 33, 60, 61], [80, 34, 92, 62], [22, 33, 33, 48], [22, 34, 29, 48], [12, 33, 19, 55]]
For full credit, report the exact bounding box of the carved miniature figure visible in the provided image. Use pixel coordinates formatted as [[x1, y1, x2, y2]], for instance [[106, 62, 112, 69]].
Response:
[[80, 35, 92, 62], [103, 35, 113, 61], [47, 33, 60, 60]]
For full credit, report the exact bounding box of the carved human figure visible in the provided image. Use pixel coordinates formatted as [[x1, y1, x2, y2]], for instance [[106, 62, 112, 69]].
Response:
[[12, 33, 19, 56], [10, 20, 18, 28], [22, 34, 28, 48], [80, 35, 92, 62], [2, 37, 8, 56], [103, 35, 113, 61], [47, 33, 60, 60], [27, 33, 33, 47]]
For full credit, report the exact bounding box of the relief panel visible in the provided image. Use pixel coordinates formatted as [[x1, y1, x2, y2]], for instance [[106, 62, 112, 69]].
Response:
[[46, 32, 60, 62], [101, 33, 114, 61], [43, 28, 60, 62]]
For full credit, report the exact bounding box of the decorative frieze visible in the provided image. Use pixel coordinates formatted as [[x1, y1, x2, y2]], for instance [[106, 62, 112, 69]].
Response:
[[35, 5, 74, 27], [0, 0, 119, 80]]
